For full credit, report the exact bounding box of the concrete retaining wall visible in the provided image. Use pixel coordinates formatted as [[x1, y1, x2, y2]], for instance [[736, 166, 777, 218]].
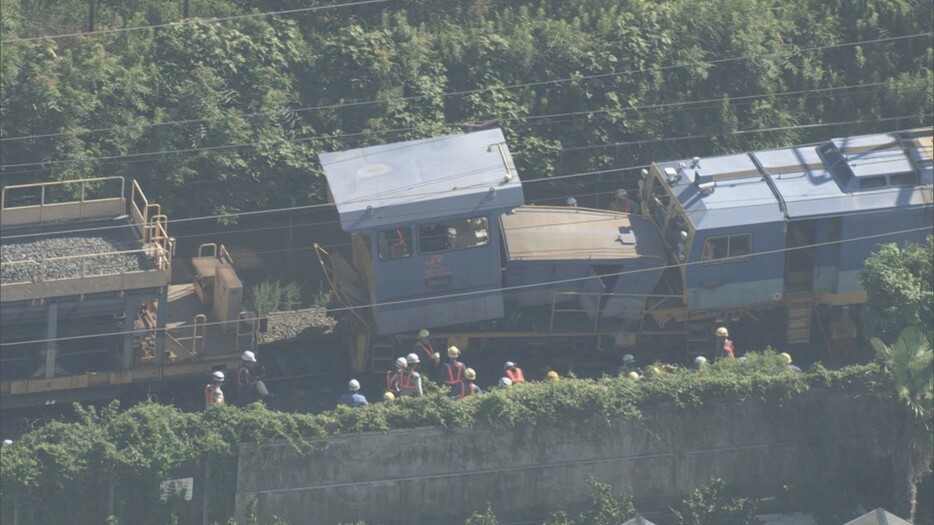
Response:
[[234, 393, 890, 524]]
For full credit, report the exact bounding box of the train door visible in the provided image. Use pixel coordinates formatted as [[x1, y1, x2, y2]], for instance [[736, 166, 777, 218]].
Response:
[[784, 220, 817, 344], [785, 220, 817, 293]]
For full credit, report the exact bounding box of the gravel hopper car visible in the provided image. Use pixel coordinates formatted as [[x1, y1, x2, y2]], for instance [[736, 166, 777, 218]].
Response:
[[317, 127, 933, 372], [0, 177, 255, 409]]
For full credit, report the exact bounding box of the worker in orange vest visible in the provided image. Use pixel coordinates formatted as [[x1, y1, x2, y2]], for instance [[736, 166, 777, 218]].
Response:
[[397, 353, 424, 397], [440, 346, 466, 388], [204, 371, 225, 408], [386, 356, 407, 396], [715, 327, 735, 359], [503, 361, 525, 383], [414, 329, 441, 366], [452, 368, 482, 398]]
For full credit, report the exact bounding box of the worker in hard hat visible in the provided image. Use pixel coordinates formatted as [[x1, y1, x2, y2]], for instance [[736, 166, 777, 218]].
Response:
[[780, 352, 802, 373], [440, 346, 466, 388], [397, 353, 424, 397], [386, 356, 407, 397], [504, 361, 525, 383], [204, 370, 226, 408], [338, 379, 369, 407], [620, 353, 640, 376], [452, 368, 482, 398], [715, 327, 735, 360], [236, 350, 263, 405], [546, 370, 560, 381], [415, 329, 441, 367], [608, 189, 638, 213]]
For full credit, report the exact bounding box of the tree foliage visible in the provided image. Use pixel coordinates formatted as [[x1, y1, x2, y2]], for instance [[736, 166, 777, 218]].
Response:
[[860, 237, 934, 343], [671, 478, 759, 525], [2, 0, 931, 216]]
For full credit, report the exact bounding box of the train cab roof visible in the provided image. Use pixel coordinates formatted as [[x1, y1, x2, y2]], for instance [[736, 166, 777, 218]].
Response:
[[501, 206, 663, 261], [319, 128, 524, 233], [652, 128, 933, 231]]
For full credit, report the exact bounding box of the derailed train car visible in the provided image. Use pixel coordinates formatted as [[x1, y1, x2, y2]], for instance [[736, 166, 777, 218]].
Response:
[[317, 127, 933, 371]]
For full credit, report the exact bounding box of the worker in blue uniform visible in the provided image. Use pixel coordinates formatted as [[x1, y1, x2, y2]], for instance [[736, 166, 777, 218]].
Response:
[[452, 368, 482, 398], [338, 379, 368, 407]]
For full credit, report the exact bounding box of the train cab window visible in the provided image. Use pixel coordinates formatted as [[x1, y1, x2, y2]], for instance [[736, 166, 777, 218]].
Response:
[[378, 228, 412, 260], [418, 217, 490, 254], [858, 176, 886, 189], [889, 173, 918, 186], [701, 234, 751, 262]]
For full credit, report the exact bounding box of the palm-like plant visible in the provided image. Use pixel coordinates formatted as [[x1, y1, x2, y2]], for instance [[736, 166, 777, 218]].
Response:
[[871, 326, 934, 523]]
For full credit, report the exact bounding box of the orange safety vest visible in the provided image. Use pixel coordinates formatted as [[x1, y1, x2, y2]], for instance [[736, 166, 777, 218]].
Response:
[[722, 339, 735, 359], [204, 384, 225, 406], [444, 361, 465, 385], [415, 340, 434, 361], [457, 381, 479, 399], [397, 370, 418, 393], [505, 367, 525, 383]]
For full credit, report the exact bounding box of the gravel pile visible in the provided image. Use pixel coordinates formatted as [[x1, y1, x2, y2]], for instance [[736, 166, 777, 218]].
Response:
[[258, 308, 337, 344], [0, 234, 151, 284]]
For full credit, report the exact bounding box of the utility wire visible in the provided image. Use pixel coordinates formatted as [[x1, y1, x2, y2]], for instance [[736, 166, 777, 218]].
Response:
[[1, 30, 929, 168], [1, 224, 931, 347], [0, 0, 395, 45], [1, 113, 928, 241]]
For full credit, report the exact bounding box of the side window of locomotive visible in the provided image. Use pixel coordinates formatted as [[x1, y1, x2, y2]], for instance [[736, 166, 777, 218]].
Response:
[[418, 217, 490, 254], [701, 234, 751, 262], [378, 228, 412, 260]]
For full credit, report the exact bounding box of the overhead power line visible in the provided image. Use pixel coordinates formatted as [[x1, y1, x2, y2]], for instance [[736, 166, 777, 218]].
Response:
[[1, 113, 927, 241], [0, 30, 928, 167], [0, 0, 394, 45], [1, 224, 930, 347]]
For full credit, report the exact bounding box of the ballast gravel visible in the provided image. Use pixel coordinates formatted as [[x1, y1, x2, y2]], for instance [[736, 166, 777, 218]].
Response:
[[0, 234, 151, 284]]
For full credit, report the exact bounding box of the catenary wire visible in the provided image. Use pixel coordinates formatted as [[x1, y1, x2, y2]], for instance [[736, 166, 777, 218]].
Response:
[[0, 30, 928, 166], [0, 0, 395, 45], [1, 112, 928, 243], [1, 224, 930, 347]]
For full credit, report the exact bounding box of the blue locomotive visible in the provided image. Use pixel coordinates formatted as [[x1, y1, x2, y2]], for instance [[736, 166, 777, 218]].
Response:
[[316, 127, 933, 371]]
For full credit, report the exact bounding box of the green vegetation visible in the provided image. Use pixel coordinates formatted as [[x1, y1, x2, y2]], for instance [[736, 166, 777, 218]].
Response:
[[870, 326, 934, 523], [860, 236, 934, 343], [0, 355, 894, 524], [250, 279, 302, 317], [671, 478, 758, 525], [2, 0, 931, 217]]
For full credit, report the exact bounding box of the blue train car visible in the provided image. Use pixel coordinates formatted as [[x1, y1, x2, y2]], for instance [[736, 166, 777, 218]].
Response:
[[643, 127, 932, 347], [319, 129, 524, 336]]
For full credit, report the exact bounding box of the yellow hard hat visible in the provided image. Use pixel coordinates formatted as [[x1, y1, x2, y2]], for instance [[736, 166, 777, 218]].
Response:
[[715, 327, 729, 337], [546, 370, 559, 380], [447, 346, 461, 358], [383, 391, 395, 402], [648, 366, 662, 376], [418, 329, 430, 338], [465, 368, 477, 380], [779, 352, 792, 365], [627, 371, 640, 380]]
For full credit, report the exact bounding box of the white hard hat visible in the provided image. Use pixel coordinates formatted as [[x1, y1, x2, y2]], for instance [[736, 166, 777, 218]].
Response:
[[395, 357, 408, 369], [504, 361, 516, 369], [406, 353, 420, 365], [2, 439, 12, 446], [348, 379, 360, 391], [241, 350, 256, 363], [211, 370, 225, 382], [622, 354, 635, 363], [499, 377, 513, 387], [566, 197, 577, 206], [447, 227, 457, 236], [694, 356, 707, 366], [615, 188, 627, 198], [418, 329, 430, 338]]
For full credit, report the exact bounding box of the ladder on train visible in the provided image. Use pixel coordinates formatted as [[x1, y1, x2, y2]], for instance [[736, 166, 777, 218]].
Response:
[[785, 292, 813, 344], [370, 336, 397, 373]]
